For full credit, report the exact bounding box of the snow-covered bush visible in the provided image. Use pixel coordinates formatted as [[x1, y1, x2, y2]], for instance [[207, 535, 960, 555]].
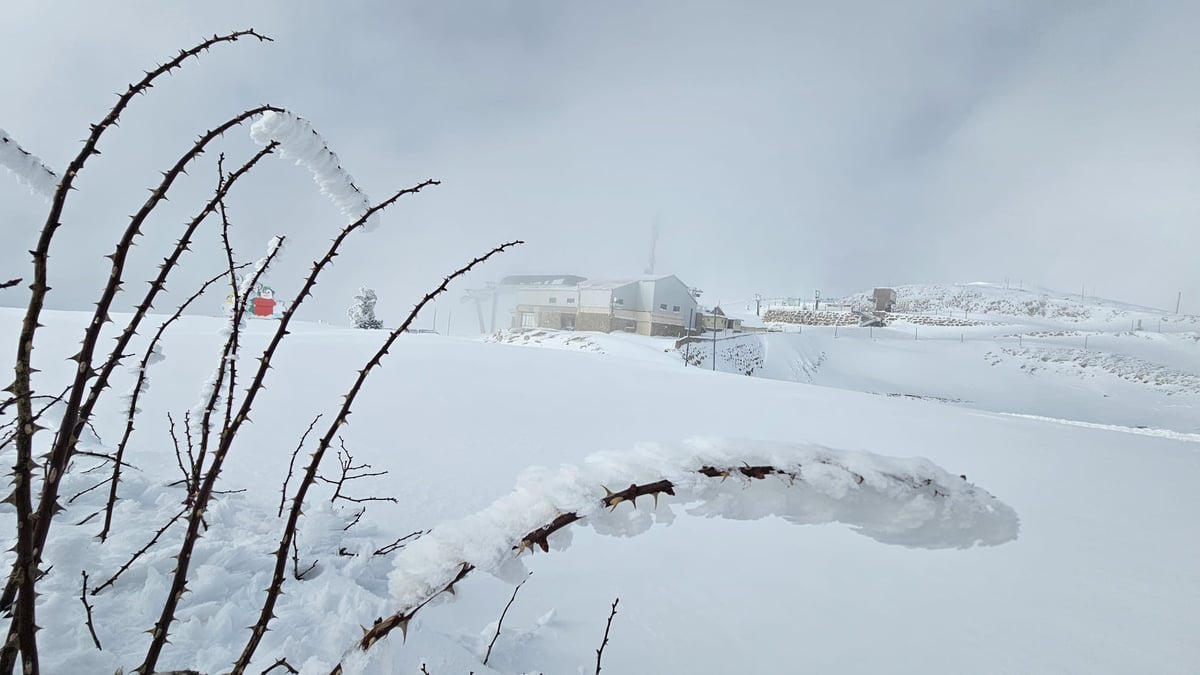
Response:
[[348, 286, 384, 329]]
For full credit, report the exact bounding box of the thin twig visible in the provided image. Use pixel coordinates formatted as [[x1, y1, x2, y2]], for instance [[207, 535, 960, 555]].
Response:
[[290, 536, 317, 581], [91, 507, 187, 596], [0, 278, 20, 290], [483, 572, 530, 666], [595, 598, 619, 675], [319, 440, 394, 504], [342, 507, 366, 532], [79, 572, 102, 651], [373, 530, 425, 557], [67, 477, 113, 505], [167, 412, 191, 489], [279, 415, 322, 518]]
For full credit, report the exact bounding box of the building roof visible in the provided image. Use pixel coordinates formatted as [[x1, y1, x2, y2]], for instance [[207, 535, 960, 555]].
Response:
[[578, 275, 678, 290], [498, 275, 587, 287]]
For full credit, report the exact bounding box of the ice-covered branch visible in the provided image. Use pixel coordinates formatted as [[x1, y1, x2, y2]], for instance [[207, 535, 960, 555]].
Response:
[[338, 440, 1018, 667], [0, 128, 58, 200], [250, 111, 379, 231]]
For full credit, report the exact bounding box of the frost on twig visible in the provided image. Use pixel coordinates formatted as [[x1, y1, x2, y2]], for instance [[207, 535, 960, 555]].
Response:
[[250, 111, 379, 231], [0, 128, 58, 199]]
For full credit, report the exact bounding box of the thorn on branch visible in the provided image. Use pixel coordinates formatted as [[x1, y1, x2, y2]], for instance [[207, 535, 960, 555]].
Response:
[[261, 657, 299, 674]]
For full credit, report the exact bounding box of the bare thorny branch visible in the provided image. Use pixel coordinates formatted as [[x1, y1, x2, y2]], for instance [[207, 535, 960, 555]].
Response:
[[236, 238, 521, 674], [146, 178, 446, 675], [99, 252, 260, 540], [2, 28, 274, 675], [335, 459, 936, 671]]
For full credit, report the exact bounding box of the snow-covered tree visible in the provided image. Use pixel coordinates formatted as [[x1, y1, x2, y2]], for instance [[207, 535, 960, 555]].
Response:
[[348, 286, 383, 329]]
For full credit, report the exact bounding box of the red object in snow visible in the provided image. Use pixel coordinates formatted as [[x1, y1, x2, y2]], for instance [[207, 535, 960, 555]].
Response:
[[253, 297, 276, 317]]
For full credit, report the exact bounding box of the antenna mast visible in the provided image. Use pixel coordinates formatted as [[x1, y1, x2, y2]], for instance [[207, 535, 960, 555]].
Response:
[[644, 214, 660, 275]]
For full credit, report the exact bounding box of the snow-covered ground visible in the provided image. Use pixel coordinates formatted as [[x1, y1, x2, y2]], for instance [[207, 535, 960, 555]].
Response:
[[2, 291, 1199, 673]]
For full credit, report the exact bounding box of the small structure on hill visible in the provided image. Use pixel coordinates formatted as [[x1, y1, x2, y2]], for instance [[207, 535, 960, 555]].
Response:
[[699, 306, 743, 333], [873, 287, 897, 312]]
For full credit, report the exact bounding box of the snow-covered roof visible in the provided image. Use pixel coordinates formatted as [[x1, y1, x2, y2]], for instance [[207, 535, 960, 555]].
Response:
[[579, 275, 676, 290], [498, 275, 587, 287]]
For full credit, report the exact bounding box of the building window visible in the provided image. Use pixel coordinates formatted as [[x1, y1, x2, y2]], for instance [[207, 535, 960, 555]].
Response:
[[548, 297, 558, 304], [659, 303, 668, 310], [521, 312, 535, 328], [672, 305, 681, 312], [614, 298, 625, 306], [566, 297, 576, 304]]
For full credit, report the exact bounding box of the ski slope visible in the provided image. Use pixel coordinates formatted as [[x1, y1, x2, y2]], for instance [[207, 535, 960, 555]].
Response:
[[1, 300, 1198, 674]]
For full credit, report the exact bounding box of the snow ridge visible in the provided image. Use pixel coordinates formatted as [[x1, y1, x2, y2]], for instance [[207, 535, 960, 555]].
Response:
[[249, 111, 379, 231], [0, 127, 58, 200]]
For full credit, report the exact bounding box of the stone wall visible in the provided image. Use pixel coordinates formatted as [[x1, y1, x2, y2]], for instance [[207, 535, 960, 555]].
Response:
[[576, 311, 612, 333], [761, 309, 859, 326]]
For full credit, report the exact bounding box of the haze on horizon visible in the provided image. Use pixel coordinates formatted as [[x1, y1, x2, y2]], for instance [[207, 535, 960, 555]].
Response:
[[2, 1, 1197, 329]]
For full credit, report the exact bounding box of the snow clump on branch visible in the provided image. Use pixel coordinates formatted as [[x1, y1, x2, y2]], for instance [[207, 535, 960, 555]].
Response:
[[0, 127, 58, 200], [249, 111, 379, 231]]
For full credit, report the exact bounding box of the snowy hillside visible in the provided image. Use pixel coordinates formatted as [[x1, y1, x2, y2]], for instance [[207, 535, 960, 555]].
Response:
[[836, 281, 1194, 326], [2, 304, 1197, 674], [488, 284, 1200, 435]]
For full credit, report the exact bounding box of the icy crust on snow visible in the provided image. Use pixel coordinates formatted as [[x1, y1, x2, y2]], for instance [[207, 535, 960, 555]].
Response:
[[386, 439, 1019, 611], [0, 127, 58, 200], [249, 111, 379, 231]]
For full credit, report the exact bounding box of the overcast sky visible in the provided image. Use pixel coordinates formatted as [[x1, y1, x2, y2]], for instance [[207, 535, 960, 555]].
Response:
[[2, 1, 1198, 329]]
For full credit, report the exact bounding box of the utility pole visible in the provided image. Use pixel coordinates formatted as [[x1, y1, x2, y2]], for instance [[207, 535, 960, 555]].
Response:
[[685, 308, 694, 366], [1176, 291, 1182, 314], [814, 290, 821, 312], [712, 325, 717, 371]]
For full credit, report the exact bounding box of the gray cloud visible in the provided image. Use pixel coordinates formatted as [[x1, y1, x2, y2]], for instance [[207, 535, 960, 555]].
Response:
[[2, 0, 1197, 330]]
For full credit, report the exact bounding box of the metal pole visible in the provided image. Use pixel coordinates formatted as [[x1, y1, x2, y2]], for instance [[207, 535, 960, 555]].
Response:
[[1176, 291, 1182, 314], [685, 309, 694, 366], [712, 322, 717, 371]]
